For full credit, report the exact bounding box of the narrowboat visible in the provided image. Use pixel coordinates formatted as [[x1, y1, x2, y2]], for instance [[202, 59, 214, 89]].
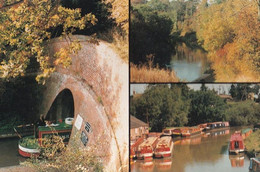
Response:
[[130, 137, 144, 159], [181, 127, 201, 137], [241, 128, 253, 140], [205, 121, 229, 131], [229, 132, 245, 154], [162, 128, 174, 136], [198, 123, 207, 131], [172, 128, 182, 136], [154, 136, 173, 158], [137, 136, 159, 159], [18, 118, 73, 157], [249, 157, 260, 172]]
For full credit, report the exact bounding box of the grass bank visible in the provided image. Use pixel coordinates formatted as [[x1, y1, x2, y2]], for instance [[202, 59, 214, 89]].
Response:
[[130, 63, 179, 82], [245, 130, 260, 157]]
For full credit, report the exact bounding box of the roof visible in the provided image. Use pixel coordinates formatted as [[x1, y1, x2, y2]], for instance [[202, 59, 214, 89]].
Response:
[[130, 115, 148, 129], [230, 133, 243, 142]]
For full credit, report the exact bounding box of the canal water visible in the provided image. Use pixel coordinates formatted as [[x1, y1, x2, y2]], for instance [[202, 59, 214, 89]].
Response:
[[0, 137, 26, 167], [131, 127, 250, 172], [169, 43, 210, 82]]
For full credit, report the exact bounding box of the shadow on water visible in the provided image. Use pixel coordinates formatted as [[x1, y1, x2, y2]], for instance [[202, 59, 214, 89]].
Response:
[[0, 137, 26, 167]]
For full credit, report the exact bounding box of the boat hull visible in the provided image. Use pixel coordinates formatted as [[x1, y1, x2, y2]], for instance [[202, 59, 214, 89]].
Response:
[[229, 149, 245, 154], [18, 144, 40, 158], [137, 152, 153, 159]]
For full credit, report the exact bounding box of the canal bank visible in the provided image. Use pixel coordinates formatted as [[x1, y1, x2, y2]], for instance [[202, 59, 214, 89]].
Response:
[[131, 127, 251, 172]]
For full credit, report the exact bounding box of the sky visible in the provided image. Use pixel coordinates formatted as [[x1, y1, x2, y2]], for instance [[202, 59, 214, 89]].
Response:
[[130, 83, 232, 95]]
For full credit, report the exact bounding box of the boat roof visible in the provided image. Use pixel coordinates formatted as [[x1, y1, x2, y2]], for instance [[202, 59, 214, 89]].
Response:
[[38, 122, 72, 132], [241, 128, 252, 134], [230, 133, 243, 141], [140, 137, 157, 147], [157, 137, 172, 145]]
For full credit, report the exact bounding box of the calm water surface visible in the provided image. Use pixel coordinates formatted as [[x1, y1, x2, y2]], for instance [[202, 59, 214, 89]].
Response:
[[169, 43, 210, 82], [131, 127, 250, 172], [0, 137, 25, 167]]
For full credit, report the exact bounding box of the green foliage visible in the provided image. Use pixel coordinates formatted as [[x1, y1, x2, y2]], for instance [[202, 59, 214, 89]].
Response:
[[60, 0, 114, 36], [130, 7, 174, 66], [0, 0, 96, 83], [0, 77, 44, 124], [19, 136, 39, 149], [244, 129, 260, 153], [229, 84, 260, 101], [23, 133, 104, 172], [131, 84, 260, 129], [188, 90, 227, 125], [226, 100, 260, 126], [131, 85, 190, 132]]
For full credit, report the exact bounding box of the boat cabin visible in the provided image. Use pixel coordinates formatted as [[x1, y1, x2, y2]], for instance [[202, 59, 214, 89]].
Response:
[[229, 132, 245, 154], [18, 118, 73, 157]]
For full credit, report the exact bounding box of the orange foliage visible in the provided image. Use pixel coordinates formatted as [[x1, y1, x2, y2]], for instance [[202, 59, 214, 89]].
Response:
[[196, 0, 260, 82]]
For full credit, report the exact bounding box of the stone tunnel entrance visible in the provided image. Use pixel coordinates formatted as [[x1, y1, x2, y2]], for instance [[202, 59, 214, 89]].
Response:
[[45, 89, 74, 122]]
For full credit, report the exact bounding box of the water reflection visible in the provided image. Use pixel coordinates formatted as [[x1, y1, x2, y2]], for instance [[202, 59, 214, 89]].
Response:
[[154, 158, 172, 171], [131, 127, 250, 172], [169, 43, 210, 82], [229, 154, 245, 167]]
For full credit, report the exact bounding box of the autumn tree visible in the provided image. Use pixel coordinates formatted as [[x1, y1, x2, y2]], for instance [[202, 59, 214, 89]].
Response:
[[196, 0, 260, 81], [0, 0, 97, 83]]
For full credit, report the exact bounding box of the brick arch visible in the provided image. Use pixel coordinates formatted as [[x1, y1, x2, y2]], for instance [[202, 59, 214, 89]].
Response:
[[38, 35, 129, 171], [45, 88, 74, 121]]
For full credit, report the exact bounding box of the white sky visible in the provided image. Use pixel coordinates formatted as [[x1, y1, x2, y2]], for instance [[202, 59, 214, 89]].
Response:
[[130, 84, 232, 95]]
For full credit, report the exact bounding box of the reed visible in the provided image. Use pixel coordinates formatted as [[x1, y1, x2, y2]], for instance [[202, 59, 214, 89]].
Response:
[[130, 63, 179, 82]]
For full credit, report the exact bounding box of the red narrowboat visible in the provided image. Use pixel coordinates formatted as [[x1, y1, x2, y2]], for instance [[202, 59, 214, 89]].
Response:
[[130, 137, 144, 159], [137, 136, 159, 159], [229, 132, 245, 154], [172, 128, 182, 136], [154, 136, 173, 158]]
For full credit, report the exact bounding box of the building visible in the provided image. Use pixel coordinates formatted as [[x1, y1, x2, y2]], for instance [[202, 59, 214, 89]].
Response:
[[130, 115, 149, 141]]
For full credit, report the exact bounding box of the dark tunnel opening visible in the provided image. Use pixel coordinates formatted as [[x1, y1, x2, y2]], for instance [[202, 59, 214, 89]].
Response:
[[46, 89, 74, 122]]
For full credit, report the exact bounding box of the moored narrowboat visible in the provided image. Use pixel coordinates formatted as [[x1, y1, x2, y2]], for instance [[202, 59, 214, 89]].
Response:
[[18, 118, 73, 157], [241, 128, 253, 139], [137, 136, 159, 159], [162, 128, 174, 136], [130, 137, 144, 159], [181, 127, 201, 137], [154, 136, 173, 158], [205, 121, 229, 131], [229, 132, 245, 154]]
